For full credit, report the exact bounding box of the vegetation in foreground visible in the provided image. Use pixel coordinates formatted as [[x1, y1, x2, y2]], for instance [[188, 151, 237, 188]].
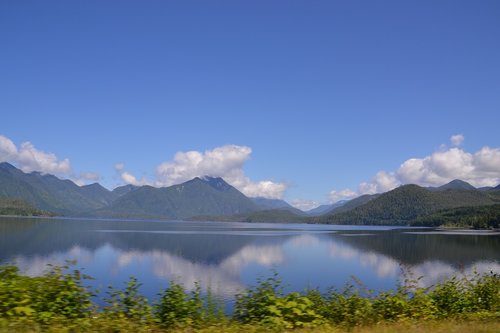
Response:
[[0, 263, 498, 332]]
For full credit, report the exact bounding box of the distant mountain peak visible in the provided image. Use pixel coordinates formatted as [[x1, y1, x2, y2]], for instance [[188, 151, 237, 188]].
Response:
[[112, 184, 139, 197], [82, 182, 107, 190], [199, 176, 232, 191], [0, 162, 16, 169], [438, 179, 476, 191]]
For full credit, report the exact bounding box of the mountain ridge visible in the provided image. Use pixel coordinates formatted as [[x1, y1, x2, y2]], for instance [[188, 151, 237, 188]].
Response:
[[1, 162, 500, 227]]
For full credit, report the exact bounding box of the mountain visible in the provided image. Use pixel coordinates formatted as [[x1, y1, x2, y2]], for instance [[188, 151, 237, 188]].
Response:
[[80, 183, 117, 205], [0, 162, 112, 214], [315, 184, 500, 225], [91, 176, 260, 219], [478, 186, 494, 191], [2, 162, 499, 225], [112, 184, 139, 197], [306, 200, 348, 216], [328, 194, 380, 215], [251, 197, 305, 215], [428, 179, 476, 192]]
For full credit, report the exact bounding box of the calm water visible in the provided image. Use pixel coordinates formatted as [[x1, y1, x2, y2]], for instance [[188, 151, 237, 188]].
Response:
[[1, 217, 499, 305]]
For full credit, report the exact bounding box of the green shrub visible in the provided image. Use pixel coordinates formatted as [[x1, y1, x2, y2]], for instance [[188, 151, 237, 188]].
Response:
[[233, 274, 324, 329], [103, 277, 152, 323], [324, 288, 374, 326], [0, 262, 93, 324], [0, 263, 498, 330], [155, 281, 224, 328]]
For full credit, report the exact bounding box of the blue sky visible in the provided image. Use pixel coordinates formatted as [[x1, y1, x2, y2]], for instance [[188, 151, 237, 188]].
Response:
[[1, 1, 499, 210]]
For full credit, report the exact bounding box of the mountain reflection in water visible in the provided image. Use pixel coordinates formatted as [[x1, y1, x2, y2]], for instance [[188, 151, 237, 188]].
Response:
[[1, 217, 498, 301]]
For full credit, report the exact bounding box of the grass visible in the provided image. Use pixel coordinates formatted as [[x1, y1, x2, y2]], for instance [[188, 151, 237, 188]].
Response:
[[1, 319, 499, 333]]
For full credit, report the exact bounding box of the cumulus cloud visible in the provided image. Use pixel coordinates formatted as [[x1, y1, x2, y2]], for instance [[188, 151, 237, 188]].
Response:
[[113, 163, 151, 186], [397, 145, 500, 187], [152, 145, 287, 199], [0, 134, 102, 186], [0, 134, 71, 176], [0, 135, 18, 161], [450, 134, 464, 146], [121, 171, 150, 186], [73, 171, 101, 186], [80, 171, 100, 182], [358, 171, 400, 195], [328, 135, 500, 201], [0, 135, 71, 175], [328, 189, 358, 203], [114, 163, 125, 171]]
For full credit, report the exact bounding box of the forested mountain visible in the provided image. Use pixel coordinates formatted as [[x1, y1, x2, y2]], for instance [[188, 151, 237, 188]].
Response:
[[328, 194, 380, 214], [306, 200, 348, 216], [1, 162, 500, 227], [411, 204, 500, 229], [91, 177, 261, 219], [315, 184, 500, 225], [251, 197, 305, 215], [428, 179, 476, 191], [0, 162, 112, 214], [111, 184, 139, 197], [80, 183, 117, 205]]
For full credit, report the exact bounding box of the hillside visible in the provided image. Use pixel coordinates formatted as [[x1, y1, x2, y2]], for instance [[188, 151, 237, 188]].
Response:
[[92, 177, 260, 219], [428, 179, 476, 191], [112, 184, 139, 197], [0, 162, 113, 214], [251, 197, 305, 215], [315, 185, 500, 225], [328, 194, 380, 215], [80, 183, 118, 205], [411, 204, 500, 229], [2, 162, 499, 226], [0, 197, 54, 216], [306, 200, 348, 216]]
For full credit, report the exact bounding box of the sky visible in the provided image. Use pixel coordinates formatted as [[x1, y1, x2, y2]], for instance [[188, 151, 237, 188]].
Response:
[[1, 1, 499, 210]]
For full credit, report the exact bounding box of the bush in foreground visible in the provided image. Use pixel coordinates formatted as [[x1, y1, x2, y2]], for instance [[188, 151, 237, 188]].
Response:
[[0, 263, 498, 331]]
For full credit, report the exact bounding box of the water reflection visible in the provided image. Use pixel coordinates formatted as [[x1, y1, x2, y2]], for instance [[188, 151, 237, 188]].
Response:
[[1, 217, 499, 301]]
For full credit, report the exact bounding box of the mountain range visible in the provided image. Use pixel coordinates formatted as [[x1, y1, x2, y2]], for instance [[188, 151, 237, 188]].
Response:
[[0, 162, 499, 227]]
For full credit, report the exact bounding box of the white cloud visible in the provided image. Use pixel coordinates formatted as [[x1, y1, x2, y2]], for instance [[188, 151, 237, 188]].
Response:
[[73, 171, 101, 186], [0, 135, 18, 161], [156, 145, 251, 186], [0, 134, 71, 176], [359, 171, 400, 195], [121, 171, 150, 186], [114, 163, 125, 171], [290, 199, 320, 211], [152, 145, 287, 199], [328, 188, 357, 203], [328, 136, 500, 199], [15, 141, 71, 175], [0, 134, 102, 186], [80, 171, 100, 182], [396, 145, 500, 187], [113, 163, 151, 186], [450, 134, 464, 146]]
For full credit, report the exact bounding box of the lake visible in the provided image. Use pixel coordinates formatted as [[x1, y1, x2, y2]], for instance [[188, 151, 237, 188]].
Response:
[[1, 216, 499, 307]]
